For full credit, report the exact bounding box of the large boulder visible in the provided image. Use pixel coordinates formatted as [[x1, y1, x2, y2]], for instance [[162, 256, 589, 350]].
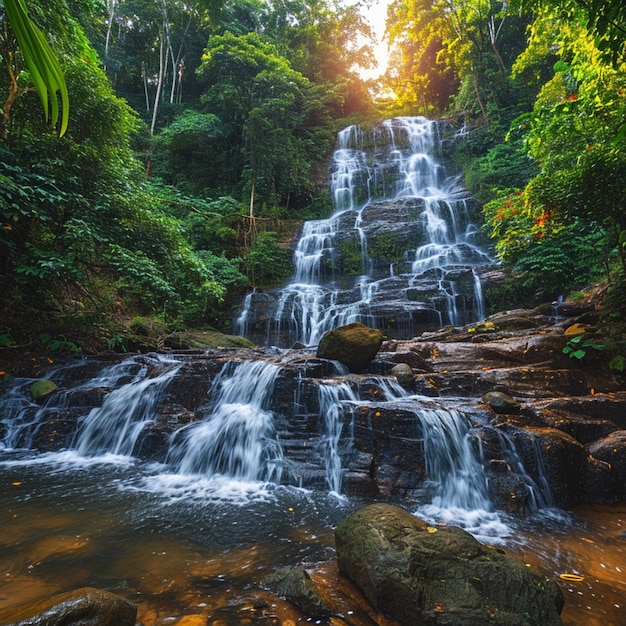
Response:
[[316, 323, 383, 373], [0, 587, 137, 626], [335, 503, 564, 626], [589, 430, 626, 500]]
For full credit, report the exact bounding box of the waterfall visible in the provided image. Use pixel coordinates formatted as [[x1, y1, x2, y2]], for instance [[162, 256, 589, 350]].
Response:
[[235, 116, 495, 347], [418, 407, 491, 511], [166, 360, 283, 481], [412, 405, 511, 540], [495, 428, 554, 511], [316, 382, 359, 494], [72, 357, 182, 457]]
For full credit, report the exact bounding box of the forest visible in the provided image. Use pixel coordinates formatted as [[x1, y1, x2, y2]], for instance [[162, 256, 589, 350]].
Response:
[[1, 0, 625, 362]]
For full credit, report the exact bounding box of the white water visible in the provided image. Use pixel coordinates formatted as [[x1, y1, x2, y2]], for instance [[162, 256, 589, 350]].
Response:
[[73, 361, 181, 457], [316, 382, 359, 494], [236, 116, 493, 347], [166, 360, 283, 481], [0, 353, 557, 544]]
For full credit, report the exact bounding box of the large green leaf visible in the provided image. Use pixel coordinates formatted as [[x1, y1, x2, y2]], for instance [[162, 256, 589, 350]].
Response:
[[3, 0, 69, 135]]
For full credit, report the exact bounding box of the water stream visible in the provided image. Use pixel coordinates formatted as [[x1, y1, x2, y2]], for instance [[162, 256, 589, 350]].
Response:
[[235, 117, 494, 347], [0, 352, 624, 624], [0, 117, 622, 624]]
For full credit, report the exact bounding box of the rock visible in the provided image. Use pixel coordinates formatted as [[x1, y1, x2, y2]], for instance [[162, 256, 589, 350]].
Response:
[[316, 323, 383, 373], [263, 567, 332, 618], [0, 587, 137, 626], [483, 390, 521, 414], [335, 503, 564, 626], [30, 379, 57, 401], [499, 425, 588, 508], [162, 330, 255, 350], [589, 431, 626, 500], [391, 362, 414, 388]]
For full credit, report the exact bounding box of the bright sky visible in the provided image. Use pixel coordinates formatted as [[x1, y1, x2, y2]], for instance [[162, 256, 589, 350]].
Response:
[[359, 0, 392, 80]]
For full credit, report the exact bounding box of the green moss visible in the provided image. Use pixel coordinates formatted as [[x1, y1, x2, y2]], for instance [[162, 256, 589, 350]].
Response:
[[30, 379, 58, 401], [369, 232, 405, 264], [337, 239, 363, 275]]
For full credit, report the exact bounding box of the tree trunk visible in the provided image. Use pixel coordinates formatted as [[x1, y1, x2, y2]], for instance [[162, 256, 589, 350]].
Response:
[[150, 32, 165, 135]]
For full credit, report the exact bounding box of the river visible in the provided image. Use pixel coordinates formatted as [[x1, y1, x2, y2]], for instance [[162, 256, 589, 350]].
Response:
[[0, 428, 624, 624]]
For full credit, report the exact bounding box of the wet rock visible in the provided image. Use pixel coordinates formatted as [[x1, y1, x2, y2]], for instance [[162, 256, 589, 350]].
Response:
[[391, 363, 414, 388], [162, 330, 255, 350], [500, 424, 588, 508], [589, 431, 626, 500], [316, 323, 383, 373], [0, 587, 137, 626], [263, 567, 332, 618], [483, 390, 521, 414], [335, 503, 564, 626], [30, 379, 58, 401], [579, 455, 615, 504]]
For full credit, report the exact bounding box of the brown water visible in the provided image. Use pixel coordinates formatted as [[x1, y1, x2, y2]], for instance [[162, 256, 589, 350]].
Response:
[[0, 456, 624, 626]]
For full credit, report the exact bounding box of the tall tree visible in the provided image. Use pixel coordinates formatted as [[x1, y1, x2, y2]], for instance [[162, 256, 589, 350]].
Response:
[[196, 31, 317, 213]]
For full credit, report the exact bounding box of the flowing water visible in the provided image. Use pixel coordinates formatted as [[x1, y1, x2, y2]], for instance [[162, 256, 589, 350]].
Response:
[[0, 117, 622, 624], [0, 353, 624, 625], [235, 117, 494, 347]]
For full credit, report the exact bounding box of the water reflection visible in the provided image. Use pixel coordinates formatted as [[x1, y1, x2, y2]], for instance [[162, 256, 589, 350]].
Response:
[[0, 454, 625, 625]]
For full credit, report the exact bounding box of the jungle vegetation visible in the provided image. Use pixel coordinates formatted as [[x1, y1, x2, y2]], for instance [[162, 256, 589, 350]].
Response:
[[0, 0, 625, 355]]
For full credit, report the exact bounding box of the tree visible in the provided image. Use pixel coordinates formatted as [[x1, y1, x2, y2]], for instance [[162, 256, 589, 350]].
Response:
[[196, 31, 320, 214], [385, 0, 529, 120]]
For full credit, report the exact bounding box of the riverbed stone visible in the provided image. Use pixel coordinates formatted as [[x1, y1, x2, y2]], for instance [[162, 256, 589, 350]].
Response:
[[30, 379, 58, 401], [0, 587, 137, 626], [263, 567, 332, 618], [316, 323, 383, 373], [335, 503, 564, 626], [391, 362, 414, 388]]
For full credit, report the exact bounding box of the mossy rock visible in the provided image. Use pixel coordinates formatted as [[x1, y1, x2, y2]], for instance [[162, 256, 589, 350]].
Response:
[[316, 323, 383, 373], [335, 503, 564, 626], [30, 379, 58, 401], [162, 331, 255, 350]]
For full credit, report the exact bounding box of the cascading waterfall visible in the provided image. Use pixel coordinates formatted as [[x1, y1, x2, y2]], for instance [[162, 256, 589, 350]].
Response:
[[418, 407, 491, 512], [166, 360, 283, 481], [316, 382, 359, 494], [73, 359, 181, 457], [235, 116, 494, 347]]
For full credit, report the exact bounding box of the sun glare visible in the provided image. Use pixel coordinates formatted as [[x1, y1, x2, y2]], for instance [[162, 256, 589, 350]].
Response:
[[360, 0, 392, 80]]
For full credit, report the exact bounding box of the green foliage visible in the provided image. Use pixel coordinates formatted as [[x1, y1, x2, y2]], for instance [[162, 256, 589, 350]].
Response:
[[562, 334, 606, 360], [244, 231, 293, 287], [483, 188, 607, 295], [40, 333, 82, 353], [609, 354, 625, 372], [337, 239, 363, 275], [369, 233, 406, 264], [0, 331, 15, 347], [468, 138, 539, 202], [2, 0, 69, 136]]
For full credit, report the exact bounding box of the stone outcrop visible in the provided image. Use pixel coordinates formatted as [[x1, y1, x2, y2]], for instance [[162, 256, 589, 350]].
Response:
[[0, 587, 137, 626], [335, 503, 564, 626], [589, 431, 626, 500], [316, 322, 383, 373]]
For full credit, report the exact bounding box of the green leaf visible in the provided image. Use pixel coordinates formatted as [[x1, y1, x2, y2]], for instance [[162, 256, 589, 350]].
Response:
[[4, 0, 69, 135]]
